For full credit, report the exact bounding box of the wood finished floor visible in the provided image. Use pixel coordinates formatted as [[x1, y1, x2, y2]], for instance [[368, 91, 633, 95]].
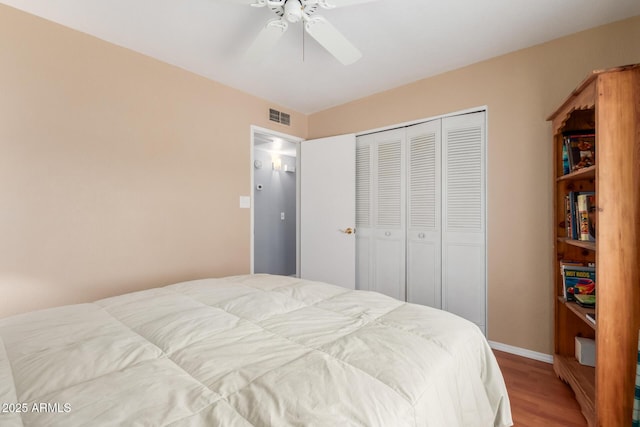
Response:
[[493, 350, 588, 427]]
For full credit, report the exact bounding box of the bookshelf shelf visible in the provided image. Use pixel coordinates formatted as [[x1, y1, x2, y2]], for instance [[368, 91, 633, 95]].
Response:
[[557, 238, 596, 251], [556, 165, 596, 182], [549, 64, 640, 427], [554, 355, 595, 424]]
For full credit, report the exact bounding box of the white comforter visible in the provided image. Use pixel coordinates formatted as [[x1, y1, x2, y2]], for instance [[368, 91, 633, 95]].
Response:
[[0, 274, 512, 426]]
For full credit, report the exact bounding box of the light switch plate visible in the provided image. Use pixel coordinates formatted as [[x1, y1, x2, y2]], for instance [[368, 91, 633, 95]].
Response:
[[239, 196, 251, 209]]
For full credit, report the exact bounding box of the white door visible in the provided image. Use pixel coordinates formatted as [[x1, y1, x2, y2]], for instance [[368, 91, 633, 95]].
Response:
[[372, 130, 406, 300], [441, 112, 486, 333], [406, 120, 442, 308], [355, 129, 406, 300], [300, 134, 356, 289]]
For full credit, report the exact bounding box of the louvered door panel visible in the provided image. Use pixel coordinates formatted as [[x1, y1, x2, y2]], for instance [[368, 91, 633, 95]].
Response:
[[445, 126, 483, 231], [356, 145, 371, 228], [372, 130, 406, 300], [355, 136, 374, 291], [442, 112, 486, 333], [409, 132, 437, 230], [376, 140, 402, 228], [406, 120, 441, 308]]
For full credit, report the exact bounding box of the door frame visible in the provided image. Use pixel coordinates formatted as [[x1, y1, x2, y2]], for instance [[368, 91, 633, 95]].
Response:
[[250, 125, 304, 276]]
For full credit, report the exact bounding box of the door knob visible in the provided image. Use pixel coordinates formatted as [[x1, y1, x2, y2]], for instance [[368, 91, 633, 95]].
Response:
[[340, 227, 355, 234]]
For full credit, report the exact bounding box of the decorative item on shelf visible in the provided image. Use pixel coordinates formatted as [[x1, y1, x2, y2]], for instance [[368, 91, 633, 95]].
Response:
[[575, 337, 596, 367], [565, 194, 573, 238], [575, 294, 596, 308], [563, 130, 595, 173]]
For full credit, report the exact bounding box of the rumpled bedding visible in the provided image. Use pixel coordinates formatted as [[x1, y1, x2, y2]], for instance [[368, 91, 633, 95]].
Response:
[[0, 274, 512, 426]]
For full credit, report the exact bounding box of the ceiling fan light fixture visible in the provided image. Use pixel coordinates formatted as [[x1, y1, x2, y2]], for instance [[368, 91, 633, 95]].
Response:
[[284, 0, 303, 23], [240, 0, 373, 65]]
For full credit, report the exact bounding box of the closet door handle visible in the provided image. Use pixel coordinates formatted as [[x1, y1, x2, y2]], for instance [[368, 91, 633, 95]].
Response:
[[418, 233, 426, 239], [385, 231, 391, 237], [340, 227, 355, 235]]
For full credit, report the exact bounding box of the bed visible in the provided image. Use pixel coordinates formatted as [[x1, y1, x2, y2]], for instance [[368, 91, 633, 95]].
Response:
[[0, 274, 512, 426]]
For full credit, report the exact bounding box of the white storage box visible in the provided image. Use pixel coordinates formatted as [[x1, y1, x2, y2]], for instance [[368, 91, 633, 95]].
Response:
[[575, 336, 596, 367]]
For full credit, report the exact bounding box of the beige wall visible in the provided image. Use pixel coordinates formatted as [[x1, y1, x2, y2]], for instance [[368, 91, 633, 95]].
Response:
[[0, 4, 307, 318], [308, 16, 640, 354]]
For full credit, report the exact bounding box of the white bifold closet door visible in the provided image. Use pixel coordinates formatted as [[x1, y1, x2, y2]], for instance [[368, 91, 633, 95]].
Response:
[[356, 111, 486, 333], [406, 120, 442, 308], [441, 113, 486, 331], [356, 129, 406, 301]]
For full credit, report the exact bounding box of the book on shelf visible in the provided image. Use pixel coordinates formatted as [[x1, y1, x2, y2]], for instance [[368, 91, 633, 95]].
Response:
[[565, 191, 595, 241], [577, 193, 596, 242], [563, 130, 595, 173], [568, 191, 578, 239], [562, 143, 571, 175], [561, 264, 596, 302]]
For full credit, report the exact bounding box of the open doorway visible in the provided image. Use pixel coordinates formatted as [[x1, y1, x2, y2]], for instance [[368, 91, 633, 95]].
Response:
[[251, 126, 302, 276]]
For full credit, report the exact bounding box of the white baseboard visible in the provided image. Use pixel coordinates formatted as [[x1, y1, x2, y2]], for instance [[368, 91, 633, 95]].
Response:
[[488, 340, 554, 364]]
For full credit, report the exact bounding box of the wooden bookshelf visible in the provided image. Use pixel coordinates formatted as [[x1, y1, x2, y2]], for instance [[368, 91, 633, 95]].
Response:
[[548, 64, 640, 427]]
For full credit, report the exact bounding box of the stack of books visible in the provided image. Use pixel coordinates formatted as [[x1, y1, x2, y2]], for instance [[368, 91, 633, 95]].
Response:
[[564, 191, 596, 242], [560, 260, 596, 306]]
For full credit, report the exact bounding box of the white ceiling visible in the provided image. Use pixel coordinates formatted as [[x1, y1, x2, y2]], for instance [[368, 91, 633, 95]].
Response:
[[3, 0, 639, 114], [255, 132, 298, 157]]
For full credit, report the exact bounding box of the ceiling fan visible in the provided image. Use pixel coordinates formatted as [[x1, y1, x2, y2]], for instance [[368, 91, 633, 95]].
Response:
[[231, 0, 376, 65]]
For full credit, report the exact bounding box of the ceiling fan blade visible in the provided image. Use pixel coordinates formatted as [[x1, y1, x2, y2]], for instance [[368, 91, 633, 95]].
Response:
[[304, 0, 378, 9], [305, 17, 362, 65], [245, 19, 288, 62]]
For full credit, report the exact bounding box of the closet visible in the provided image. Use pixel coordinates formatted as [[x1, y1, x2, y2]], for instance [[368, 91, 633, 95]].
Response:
[[356, 111, 486, 333]]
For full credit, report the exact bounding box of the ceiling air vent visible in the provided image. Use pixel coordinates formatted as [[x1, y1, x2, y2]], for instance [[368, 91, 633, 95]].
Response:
[[269, 108, 291, 126]]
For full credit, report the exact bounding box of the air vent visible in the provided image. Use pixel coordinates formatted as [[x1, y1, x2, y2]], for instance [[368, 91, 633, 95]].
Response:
[[268, 108, 291, 126]]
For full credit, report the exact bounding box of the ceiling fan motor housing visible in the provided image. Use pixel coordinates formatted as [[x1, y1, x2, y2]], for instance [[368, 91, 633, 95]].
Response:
[[248, 0, 363, 65], [269, 0, 318, 22], [284, 0, 303, 22]]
